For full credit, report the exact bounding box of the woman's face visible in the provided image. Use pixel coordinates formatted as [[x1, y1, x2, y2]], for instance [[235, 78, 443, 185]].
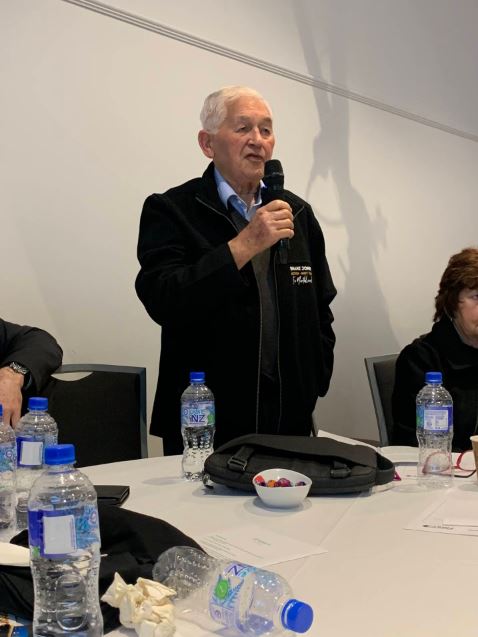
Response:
[[454, 287, 478, 347]]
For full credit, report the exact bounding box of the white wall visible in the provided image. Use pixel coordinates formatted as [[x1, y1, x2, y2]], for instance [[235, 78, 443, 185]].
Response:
[[1, 0, 477, 454]]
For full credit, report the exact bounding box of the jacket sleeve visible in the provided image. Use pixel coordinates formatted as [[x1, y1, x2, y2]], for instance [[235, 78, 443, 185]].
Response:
[[308, 209, 337, 396], [135, 194, 250, 327], [391, 338, 441, 446], [0, 319, 63, 393]]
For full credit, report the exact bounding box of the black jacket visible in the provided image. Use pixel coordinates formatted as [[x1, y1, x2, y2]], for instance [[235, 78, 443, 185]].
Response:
[[392, 316, 478, 451], [0, 319, 63, 396], [2, 504, 202, 631], [136, 164, 336, 454]]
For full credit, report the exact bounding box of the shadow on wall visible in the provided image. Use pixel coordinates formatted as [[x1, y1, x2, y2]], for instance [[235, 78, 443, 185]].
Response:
[[293, 5, 400, 436]]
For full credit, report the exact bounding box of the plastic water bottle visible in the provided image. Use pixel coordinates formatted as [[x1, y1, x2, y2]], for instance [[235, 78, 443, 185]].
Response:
[[416, 371, 453, 488], [0, 404, 16, 530], [15, 397, 58, 530], [181, 371, 215, 480], [28, 444, 102, 637], [153, 546, 314, 636]]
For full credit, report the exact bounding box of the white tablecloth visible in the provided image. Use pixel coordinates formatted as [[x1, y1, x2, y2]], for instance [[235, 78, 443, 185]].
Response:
[[82, 446, 478, 637]]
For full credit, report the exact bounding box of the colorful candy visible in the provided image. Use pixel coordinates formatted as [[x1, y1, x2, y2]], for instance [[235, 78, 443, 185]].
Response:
[[254, 475, 306, 488], [277, 478, 292, 487]]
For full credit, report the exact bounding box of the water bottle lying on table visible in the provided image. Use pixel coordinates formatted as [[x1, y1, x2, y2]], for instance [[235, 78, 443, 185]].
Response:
[[153, 545, 314, 636]]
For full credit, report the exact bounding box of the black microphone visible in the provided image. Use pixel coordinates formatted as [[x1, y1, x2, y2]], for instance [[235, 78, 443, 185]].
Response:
[[262, 159, 289, 264]]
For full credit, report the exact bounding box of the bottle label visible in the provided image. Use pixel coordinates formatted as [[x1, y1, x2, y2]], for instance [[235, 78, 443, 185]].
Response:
[[16, 433, 57, 467], [209, 561, 257, 628], [0, 442, 16, 473], [181, 400, 215, 428], [28, 504, 100, 558], [17, 437, 43, 466], [417, 406, 453, 432]]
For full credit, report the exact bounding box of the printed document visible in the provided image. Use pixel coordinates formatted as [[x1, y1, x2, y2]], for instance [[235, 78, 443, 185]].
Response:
[[406, 486, 478, 536], [198, 524, 327, 566]]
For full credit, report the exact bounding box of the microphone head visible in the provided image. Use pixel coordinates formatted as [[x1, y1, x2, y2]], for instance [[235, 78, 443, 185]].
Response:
[[264, 159, 284, 180]]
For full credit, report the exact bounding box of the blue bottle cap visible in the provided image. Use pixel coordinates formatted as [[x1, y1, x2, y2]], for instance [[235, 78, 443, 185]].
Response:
[[189, 371, 205, 383], [45, 444, 76, 465], [425, 371, 442, 384], [281, 599, 314, 633], [28, 396, 48, 411]]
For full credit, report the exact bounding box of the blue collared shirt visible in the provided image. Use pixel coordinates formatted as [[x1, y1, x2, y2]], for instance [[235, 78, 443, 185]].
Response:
[[214, 167, 264, 222]]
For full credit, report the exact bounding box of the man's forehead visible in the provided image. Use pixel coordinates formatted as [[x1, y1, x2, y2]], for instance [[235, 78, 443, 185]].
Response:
[[233, 113, 273, 124], [226, 97, 272, 122]]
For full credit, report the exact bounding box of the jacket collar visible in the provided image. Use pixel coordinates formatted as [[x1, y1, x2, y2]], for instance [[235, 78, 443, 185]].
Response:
[[196, 162, 228, 213]]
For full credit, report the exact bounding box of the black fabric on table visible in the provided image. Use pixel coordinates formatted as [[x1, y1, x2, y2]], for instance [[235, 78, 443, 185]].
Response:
[[0, 503, 203, 633]]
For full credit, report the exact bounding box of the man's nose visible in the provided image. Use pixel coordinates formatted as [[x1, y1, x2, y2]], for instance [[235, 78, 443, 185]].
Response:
[[247, 127, 262, 145]]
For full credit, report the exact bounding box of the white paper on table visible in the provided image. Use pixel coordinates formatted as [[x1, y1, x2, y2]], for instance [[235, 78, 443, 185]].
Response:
[[393, 462, 419, 481], [197, 524, 326, 566], [405, 487, 478, 536], [380, 446, 418, 464]]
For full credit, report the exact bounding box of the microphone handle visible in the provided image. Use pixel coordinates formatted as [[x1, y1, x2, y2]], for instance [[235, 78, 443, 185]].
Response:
[[278, 238, 289, 265], [262, 183, 289, 264]]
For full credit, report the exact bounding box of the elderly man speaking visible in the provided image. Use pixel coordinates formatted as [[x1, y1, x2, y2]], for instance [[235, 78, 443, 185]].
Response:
[[136, 86, 336, 455]]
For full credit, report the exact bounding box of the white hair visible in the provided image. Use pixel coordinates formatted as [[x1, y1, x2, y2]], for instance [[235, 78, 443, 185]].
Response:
[[200, 86, 273, 133]]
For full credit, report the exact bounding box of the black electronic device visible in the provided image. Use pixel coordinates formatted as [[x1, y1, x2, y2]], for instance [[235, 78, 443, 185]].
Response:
[[262, 159, 288, 264], [94, 484, 130, 506]]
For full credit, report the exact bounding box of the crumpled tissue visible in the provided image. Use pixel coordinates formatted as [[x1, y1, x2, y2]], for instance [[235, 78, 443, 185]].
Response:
[[102, 572, 177, 637]]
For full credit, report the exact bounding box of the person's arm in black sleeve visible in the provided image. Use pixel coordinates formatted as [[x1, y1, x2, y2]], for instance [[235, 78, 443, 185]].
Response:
[[135, 194, 249, 327], [0, 319, 63, 425], [308, 208, 337, 396], [391, 339, 440, 447]]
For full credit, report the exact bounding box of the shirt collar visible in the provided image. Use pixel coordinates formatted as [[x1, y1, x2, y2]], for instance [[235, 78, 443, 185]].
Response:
[[214, 167, 264, 220]]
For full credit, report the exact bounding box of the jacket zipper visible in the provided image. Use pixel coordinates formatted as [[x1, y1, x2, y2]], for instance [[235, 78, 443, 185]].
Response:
[[272, 254, 282, 433], [254, 273, 263, 434], [274, 201, 305, 433], [196, 195, 307, 435], [196, 195, 262, 433]]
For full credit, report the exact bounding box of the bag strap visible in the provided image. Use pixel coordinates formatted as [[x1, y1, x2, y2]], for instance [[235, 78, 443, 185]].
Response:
[[226, 445, 256, 472], [226, 444, 357, 480]]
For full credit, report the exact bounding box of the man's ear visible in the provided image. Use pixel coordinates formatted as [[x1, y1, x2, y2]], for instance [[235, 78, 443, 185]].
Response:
[[198, 130, 214, 159]]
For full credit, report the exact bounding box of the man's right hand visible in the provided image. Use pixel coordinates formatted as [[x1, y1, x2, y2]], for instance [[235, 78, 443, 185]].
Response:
[[227, 199, 294, 269]]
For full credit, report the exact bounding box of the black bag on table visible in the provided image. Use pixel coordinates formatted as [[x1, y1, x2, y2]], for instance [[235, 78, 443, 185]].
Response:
[[204, 434, 395, 495], [0, 503, 203, 633]]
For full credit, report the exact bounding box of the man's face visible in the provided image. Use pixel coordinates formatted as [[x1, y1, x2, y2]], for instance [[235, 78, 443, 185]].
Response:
[[199, 96, 275, 191]]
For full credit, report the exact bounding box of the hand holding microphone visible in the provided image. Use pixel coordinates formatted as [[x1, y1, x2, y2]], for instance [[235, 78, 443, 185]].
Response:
[[227, 158, 293, 269]]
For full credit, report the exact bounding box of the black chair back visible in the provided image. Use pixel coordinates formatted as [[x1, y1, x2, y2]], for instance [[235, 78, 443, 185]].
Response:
[[42, 364, 147, 467], [364, 354, 398, 447]]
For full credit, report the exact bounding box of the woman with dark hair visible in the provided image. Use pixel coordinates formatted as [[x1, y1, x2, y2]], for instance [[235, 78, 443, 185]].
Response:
[[392, 247, 478, 450]]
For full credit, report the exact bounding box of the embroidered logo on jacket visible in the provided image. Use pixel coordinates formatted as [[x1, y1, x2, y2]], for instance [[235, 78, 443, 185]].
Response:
[[289, 265, 312, 285]]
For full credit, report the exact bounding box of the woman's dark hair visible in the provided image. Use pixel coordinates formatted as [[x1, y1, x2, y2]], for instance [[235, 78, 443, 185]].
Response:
[[434, 247, 478, 321]]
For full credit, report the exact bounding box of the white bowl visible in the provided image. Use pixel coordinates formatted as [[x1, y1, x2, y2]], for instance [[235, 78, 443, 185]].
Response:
[[253, 468, 312, 508]]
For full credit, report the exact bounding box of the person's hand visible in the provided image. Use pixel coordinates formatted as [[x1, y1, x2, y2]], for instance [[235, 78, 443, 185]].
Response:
[[228, 199, 294, 269], [0, 366, 24, 427]]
